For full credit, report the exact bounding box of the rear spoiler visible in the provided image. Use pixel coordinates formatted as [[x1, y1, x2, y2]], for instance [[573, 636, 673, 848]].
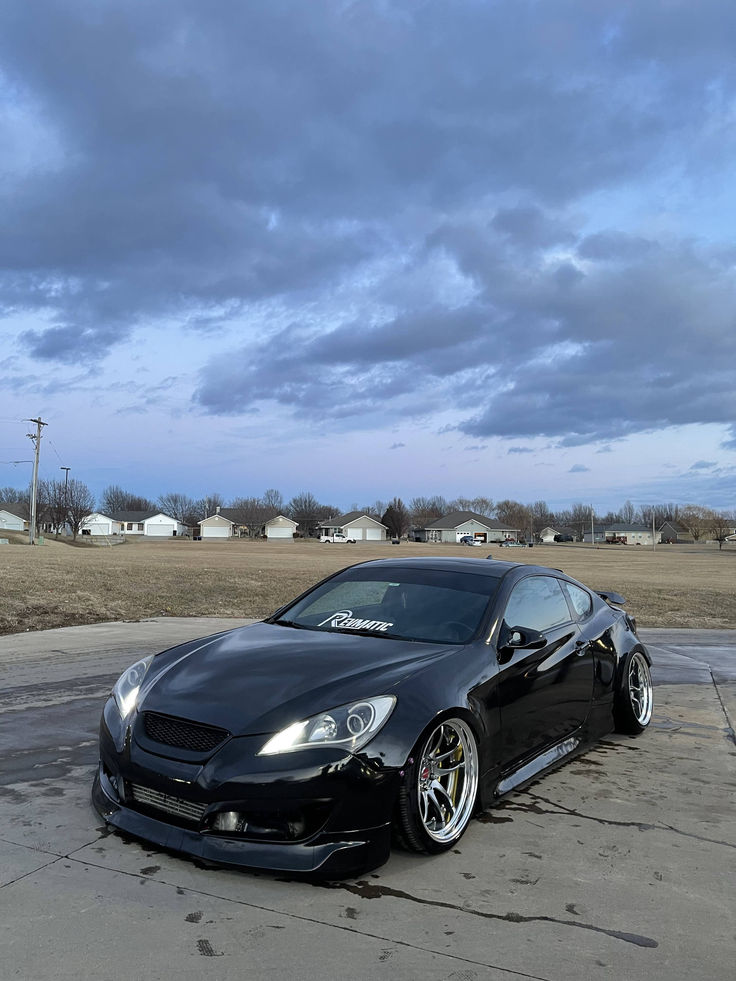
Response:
[[595, 589, 627, 606]]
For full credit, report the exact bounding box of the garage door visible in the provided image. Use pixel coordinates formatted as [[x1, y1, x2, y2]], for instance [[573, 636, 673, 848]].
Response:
[[146, 524, 175, 537], [267, 527, 292, 539], [366, 528, 382, 540], [203, 526, 230, 538]]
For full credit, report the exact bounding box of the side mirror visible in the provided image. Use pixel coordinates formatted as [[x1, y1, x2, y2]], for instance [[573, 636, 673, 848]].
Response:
[[498, 625, 548, 662]]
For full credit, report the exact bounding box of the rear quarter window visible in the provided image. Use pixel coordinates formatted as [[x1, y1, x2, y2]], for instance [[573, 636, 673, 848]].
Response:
[[563, 581, 594, 619]]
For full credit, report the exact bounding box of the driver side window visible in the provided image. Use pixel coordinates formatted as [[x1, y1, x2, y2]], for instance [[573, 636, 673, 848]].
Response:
[[504, 576, 572, 633]]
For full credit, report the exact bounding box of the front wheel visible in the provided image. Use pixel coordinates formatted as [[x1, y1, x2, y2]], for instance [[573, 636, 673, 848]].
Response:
[[614, 650, 653, 734], [395, 717, 479, 854]]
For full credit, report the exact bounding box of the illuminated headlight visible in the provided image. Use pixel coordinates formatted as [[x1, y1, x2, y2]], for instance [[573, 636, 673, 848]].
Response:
[[258, 696, 396, 756], [112, 655, 154, 718]]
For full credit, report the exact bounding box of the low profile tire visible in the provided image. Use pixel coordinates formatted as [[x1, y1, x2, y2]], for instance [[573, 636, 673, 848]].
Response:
[[614, 650, 653, 734], [395, 717, 479, 854]]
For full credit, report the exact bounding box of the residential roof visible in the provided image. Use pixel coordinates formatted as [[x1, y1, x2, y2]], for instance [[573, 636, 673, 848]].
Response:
[[424, 510, 515, 531], [325, 511, 388, 528], [658, 520, 688, 533], [605, 522, 652, 532], [0, 502, 27, 519], [110, 510, 176, 522]]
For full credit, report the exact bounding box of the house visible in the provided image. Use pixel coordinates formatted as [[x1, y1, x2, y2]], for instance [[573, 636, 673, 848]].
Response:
[[538, 525, 577, 544], [319, 511, 388, 541], [262, 514, 299, 540], [603, 522, 658, 546], [199, 508, 238, 539], [0, 503, 27, 532], [82, 512, 116, 536], [658, 521, 694, 544], [414, 511, 519, 544], [81, 510, 187, 537], [582, 524, 607, 544]]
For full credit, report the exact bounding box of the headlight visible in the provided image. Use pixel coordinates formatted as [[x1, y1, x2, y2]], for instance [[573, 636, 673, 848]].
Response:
[[112, 655, 154, 718], [258, 695, 396, 756]]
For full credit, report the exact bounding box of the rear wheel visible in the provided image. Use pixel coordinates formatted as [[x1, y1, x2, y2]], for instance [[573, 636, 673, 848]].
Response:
[[614, 650, 653, 734], [395, 718, 479, 854]]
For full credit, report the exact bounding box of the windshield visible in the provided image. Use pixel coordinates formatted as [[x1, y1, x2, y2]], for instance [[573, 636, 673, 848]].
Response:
[[273, 567, 497, 644]]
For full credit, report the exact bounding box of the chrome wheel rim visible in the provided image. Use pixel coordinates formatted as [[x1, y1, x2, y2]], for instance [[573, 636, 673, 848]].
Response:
[[417, 719, 478, 843], [628, 652, 653, 726]]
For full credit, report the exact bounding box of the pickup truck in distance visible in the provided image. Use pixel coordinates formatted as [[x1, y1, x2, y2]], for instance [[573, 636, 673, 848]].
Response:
[[319, 533, 357, 543]]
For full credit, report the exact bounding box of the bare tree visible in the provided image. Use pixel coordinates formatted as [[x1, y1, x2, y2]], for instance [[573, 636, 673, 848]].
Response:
[[619, 500, 638, 524], [679, 504, 712, 542], [708, 511, 733, 550], [0, 485, 27, 504], [495, 499, 531, 536], [409, 495, 447, 529], [230, 496, 268, 537], [529, 500, 553, 536], [287, 492, 325, 538], [39, 478, 69, 535], [157, 492, 196, 523], [262, 488, 284, 512], [194, 493, 226, 519], [100, 484, 154, 513], [67, 478, 96, 539]]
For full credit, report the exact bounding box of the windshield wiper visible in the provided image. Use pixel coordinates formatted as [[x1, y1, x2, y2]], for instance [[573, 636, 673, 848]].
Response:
[[272, 618, 313, 630]]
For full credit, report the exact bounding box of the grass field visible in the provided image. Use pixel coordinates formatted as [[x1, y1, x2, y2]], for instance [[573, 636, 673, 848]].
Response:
[[1, 533, 735, 635]]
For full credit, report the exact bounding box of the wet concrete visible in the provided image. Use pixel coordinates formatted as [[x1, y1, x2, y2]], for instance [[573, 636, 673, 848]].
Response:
[[1, 619, 734, 980]]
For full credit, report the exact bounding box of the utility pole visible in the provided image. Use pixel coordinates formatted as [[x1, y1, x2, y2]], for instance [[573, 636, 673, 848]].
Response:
[[26, 417, 48, 545], [590, 505, 595, 547], [652, 508, 656, 552], [60, 466, 71, 536]]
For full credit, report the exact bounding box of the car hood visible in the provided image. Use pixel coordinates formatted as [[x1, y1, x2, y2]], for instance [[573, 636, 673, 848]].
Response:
[[137, 622, 454, 736]]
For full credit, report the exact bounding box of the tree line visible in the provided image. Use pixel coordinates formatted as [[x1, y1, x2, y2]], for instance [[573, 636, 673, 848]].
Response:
[[1, 482, 733, 545]]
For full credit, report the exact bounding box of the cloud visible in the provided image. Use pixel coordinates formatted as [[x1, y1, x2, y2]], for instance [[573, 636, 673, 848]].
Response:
[[689, 460, 717, 470], [2, 0, 736, 474], [389, 442, 405, 450], [568, 464, 591, 473]]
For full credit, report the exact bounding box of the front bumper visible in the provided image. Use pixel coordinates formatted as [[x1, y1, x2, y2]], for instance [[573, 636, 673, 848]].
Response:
[[93, 702, 399, 877]]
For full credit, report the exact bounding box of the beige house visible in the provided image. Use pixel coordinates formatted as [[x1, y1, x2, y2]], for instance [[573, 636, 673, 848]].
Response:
[[263, 514, 298, 540], [319, 511, 388, 541]]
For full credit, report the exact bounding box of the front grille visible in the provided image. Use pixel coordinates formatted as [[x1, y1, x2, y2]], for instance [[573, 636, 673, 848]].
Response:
[[130, 783, 207, 825], [142, 711, 229, 753]]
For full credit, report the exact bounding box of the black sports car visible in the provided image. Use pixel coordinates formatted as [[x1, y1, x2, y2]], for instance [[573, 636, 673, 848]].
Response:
[[93, 557, 653, 877]]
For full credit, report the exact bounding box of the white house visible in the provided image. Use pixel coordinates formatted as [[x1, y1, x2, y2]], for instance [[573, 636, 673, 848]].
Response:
[[319, 511, 387, 541], [81, 512, 116, 536], [81, 510, 186, 537], [0, 503, 27, 532], [263, 514, 298, 540]]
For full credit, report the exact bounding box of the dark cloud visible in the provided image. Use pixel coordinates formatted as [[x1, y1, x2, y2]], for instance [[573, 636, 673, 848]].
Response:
[[2, 0, 736, 458]]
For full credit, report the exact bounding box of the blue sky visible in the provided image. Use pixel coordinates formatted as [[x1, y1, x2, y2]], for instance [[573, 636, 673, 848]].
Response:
[[1, 1, 735, 513]]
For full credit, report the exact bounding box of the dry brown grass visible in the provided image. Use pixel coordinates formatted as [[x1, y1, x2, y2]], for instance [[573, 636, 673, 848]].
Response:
[[1, 534, 735, 635]]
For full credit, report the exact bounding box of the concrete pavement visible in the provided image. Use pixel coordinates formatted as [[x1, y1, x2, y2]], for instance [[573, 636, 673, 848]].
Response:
[[1, 619, 734, 980]]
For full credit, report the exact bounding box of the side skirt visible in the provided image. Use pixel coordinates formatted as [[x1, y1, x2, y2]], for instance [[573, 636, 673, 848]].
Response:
[[494, 735, 581, 797]]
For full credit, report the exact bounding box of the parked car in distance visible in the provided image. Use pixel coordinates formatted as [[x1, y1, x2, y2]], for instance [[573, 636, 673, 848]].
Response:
[[500, 540, 527, 547], [93, 556, 652, 878], [319, 533, 356, 543], [459, 536, 483, 546], [554, 535, 574, 542]]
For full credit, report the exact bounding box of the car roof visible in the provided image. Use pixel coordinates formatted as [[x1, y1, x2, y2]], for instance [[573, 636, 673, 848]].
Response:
[[348, 556, 534, 580]]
